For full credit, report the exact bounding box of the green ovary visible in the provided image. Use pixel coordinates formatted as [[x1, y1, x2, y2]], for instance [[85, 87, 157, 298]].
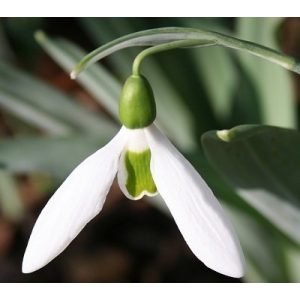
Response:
[[125, 149, 157, 198]]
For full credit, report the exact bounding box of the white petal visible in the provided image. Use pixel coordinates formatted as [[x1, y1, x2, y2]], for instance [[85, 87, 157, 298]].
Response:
[[123, 128, 149, 152], [22, 127, 127, 273], [145, 124, 245, 278]]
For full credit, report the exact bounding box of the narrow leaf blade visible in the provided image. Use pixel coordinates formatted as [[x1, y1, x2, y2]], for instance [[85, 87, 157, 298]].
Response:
[[202, 125, 300, 244]]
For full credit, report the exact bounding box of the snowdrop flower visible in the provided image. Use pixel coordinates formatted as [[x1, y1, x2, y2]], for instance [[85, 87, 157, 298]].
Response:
[[22, 74, 245, 278]]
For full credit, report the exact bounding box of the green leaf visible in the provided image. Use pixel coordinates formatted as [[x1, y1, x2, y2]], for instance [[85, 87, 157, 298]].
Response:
[[236, 18, 296, 128], [191, 46, 238, 123], [225, 204, 289, 282], [71, 26, 298, 78], [0, 85, 71, 135], [230, 70, 262, 125], [0, 61, 116, 135], [35, 31, 120, 119], [202, 124, 300, 244], [0, 135, 111, 179], [181, 19, 238, 123]]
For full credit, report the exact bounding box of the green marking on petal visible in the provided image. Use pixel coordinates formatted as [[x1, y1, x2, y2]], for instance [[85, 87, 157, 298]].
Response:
[[125, 149, 157, 198]]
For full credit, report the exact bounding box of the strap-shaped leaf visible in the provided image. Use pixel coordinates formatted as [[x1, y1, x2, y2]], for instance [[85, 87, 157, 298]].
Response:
[[0, 61, 116, 135], [0, 85, 71, 135], [0, 135, 110, 179], [71, 27, 299, 78], [181, 19, 238, 123], [202, 125, 300, 244], [225, 204, 290, 282], [35, 31, 120, 118], [236, 18, 296, 128]]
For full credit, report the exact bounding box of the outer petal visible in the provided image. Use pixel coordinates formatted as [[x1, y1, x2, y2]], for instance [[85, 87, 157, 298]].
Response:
[[145, 124, 245, 278], [22, 127, 127, 273]]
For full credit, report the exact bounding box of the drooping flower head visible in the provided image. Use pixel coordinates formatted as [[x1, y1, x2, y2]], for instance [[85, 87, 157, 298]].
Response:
[[22, 73, 245, 278]]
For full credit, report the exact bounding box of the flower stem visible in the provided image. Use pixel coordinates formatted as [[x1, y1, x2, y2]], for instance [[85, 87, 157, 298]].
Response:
[[132, 39, 216, 76]]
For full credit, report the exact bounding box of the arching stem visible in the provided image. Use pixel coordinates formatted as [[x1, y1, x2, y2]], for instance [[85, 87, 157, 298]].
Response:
[[132, 39, 216, 76]]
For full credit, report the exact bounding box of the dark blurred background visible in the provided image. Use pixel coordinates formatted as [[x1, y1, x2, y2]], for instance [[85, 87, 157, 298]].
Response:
[[1, 18, 300, 283]]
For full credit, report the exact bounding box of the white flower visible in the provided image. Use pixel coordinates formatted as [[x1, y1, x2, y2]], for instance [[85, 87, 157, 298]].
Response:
[[22, 124, 245, 278]]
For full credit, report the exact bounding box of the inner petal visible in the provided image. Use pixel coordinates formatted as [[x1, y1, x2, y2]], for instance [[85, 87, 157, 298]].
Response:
[[117, 128, 157, 200]]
